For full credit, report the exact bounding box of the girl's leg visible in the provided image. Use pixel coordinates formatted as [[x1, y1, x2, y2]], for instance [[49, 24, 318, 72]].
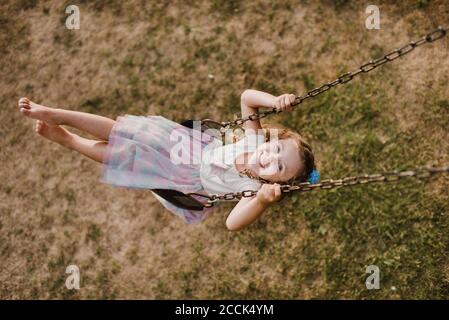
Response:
[[18, 97, 115, 141], [35, 120, 107, 163]]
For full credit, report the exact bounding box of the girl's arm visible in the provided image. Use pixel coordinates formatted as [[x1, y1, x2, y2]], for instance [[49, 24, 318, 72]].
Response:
[[240, 89, 296, 132], [226, 184, 282, 231]]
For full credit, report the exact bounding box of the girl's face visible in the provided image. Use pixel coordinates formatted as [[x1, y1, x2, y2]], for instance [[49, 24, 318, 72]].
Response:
[[248, 138, 302, 182]]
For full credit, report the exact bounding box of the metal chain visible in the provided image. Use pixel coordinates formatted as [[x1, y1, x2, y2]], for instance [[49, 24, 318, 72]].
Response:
[[189, 166, 449, 207], [218, 26, 447, 132]]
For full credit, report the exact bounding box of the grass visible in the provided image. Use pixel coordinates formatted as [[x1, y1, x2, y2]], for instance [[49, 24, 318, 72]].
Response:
[[0, 0, 448, 299]]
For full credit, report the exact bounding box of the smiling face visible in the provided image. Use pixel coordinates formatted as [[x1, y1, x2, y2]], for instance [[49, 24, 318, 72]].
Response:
[[247, 138, 302, 182]]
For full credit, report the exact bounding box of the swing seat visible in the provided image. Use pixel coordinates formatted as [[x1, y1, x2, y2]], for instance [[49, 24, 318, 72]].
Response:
[[151, 189, 206, 211], [180, 119, 224, 140], [179, 119, 196, 129]]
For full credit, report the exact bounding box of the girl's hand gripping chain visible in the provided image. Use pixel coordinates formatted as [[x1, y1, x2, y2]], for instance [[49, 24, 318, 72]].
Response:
[[274, 94, 296, 112], [256, 183, 283, 205]]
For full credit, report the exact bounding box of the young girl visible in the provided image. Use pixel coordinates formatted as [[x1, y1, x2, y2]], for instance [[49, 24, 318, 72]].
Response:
[[18, 89, 318, 231]]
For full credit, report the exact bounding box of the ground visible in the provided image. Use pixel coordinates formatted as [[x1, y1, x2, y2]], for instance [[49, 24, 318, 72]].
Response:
[[0, 0, 448, 299]]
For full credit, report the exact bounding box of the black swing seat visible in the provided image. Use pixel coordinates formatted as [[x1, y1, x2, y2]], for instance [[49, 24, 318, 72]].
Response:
[[151, 189, 207, 211], [179, 119, 196, 129], [179, 119, 224, 140]]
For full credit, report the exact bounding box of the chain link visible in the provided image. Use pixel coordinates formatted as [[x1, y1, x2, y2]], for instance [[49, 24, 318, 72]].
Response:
[[217, 26, 447, 131], [198, 166, 449, 207]]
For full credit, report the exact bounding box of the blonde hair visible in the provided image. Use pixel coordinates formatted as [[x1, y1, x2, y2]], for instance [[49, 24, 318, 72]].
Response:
[[238, 123, 315, 184]]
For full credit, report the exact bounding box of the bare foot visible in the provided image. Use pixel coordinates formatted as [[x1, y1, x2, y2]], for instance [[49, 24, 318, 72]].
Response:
[[35, 120, 73, 145], [18, 97, 59, 125]]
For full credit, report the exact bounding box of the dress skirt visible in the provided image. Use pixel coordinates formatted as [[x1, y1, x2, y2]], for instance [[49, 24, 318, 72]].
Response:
[[101, 115, 221, 224]]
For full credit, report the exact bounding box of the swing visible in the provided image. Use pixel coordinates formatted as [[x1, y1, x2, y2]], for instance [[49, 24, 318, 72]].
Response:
[[152, 26, 448, 211], [151, 189, 206, 211]]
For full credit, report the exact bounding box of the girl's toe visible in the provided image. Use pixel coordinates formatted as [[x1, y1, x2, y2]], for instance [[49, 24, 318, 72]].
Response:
[[20, 107, 30, 116], [19, 98, 30, 107]]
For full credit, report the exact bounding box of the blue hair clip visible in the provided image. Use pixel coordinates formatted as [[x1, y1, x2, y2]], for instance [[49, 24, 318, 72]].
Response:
[[307, 169, 320, 184]]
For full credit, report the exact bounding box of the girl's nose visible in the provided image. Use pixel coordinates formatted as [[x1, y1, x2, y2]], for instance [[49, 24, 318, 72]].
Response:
[[265, 152, 279, 165]]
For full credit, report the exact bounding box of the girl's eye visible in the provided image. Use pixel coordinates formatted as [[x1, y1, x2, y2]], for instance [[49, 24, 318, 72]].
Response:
[[278, 164, 283, 171], [277, 145, 280, 153]]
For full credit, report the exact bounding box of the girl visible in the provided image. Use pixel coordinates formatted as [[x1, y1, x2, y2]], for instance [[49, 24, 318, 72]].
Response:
[[18, 89, 318, 231]]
